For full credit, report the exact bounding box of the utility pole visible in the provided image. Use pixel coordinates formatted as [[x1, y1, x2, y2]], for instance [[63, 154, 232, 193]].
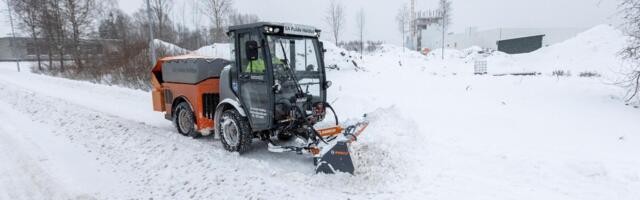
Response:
[[146, 0, 157, 64], [410, 0, 415, 51], [6, 0, 20, 72]]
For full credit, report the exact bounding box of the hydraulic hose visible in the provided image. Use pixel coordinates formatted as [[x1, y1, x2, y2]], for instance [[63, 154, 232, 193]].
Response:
[[323, 102, 339, 126]]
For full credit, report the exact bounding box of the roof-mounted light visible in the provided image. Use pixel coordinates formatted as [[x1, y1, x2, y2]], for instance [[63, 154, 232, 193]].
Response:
[[264, 26, 282, 34]]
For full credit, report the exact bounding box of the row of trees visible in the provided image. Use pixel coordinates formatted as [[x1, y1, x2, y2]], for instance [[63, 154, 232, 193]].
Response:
[[8, 0, 258, 90], [98, 0, 259, 57], [9, 0, 106, 72]]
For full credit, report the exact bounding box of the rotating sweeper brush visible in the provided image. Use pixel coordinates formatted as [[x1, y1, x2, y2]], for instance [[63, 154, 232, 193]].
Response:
[[151, 22, 368, 174]]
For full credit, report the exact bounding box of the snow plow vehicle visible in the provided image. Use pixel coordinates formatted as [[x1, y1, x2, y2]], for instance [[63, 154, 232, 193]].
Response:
[[151, 22, 368, 174]]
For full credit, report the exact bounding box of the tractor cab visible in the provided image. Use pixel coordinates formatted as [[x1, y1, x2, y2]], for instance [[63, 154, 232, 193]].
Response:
[[227, 23, 330, 132]]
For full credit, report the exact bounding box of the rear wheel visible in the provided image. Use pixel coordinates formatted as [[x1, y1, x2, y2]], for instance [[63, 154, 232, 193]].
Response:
[[218, 109, 253, 153], [173, 102, 200, 138]]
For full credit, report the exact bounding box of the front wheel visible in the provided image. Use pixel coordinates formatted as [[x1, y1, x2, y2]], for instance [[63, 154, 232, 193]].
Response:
[[218, 109, 253, 153]]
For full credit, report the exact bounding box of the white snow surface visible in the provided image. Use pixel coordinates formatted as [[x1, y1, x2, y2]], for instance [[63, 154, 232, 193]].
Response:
[[0, 25, 639, 199], [192, 43, 232, 59], [154, 39, 189, 55], [488, 25, 630, 76]]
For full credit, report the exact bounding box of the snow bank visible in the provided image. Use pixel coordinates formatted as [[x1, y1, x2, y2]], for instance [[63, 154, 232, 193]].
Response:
[[192, 43, 231, 59], [153, 39, 189, 55], [426, 48, 466, 60], [322, 41, 365, 71], [154, 24, 629, 78], [488, 25, 629, 76]]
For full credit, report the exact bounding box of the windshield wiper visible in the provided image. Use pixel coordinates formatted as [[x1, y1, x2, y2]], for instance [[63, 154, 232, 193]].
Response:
[[278, 40, 305, 97]]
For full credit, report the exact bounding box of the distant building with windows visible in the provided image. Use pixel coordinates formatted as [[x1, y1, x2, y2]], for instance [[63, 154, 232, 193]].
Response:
[[0, 37, 120, 61]]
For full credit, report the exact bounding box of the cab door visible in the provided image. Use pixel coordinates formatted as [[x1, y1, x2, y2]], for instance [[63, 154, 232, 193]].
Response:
[[236, 31, 273, 131]]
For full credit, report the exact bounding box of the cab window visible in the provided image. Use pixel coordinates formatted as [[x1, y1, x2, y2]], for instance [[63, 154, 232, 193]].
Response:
[[238, 32, 265, 74]]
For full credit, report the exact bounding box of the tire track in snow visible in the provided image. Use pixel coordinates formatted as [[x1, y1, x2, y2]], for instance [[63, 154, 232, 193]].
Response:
[[0, 121, 77, 200], [0, 79, 292, 199]]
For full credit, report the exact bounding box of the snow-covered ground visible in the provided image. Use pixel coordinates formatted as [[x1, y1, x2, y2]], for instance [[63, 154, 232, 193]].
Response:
[[0, 25, 639, 199]]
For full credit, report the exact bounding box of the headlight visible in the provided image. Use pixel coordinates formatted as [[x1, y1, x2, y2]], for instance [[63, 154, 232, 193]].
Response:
[[264, 26, 274, 33]]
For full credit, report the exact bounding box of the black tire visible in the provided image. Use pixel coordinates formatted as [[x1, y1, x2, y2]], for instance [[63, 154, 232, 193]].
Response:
[[173, 102, 200, 138], [218, 109, 253, 153]]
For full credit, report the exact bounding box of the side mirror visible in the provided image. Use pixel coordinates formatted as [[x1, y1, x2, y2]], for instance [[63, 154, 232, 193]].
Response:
[[319, 42, 327, 53], [324, 81, 332, 89], [245, 40, 259, 61]]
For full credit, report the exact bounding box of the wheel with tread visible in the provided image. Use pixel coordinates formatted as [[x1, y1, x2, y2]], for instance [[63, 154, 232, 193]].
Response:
[[218, 109, 253, 153], [173, 102, 200, 138]]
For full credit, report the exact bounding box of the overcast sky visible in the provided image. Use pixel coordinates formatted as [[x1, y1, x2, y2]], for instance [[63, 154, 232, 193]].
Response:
[[1, 0, 623, 45]]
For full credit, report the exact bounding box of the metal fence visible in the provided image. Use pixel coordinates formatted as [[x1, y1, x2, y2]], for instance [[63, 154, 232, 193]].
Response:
[[474, 59, 487, 75]]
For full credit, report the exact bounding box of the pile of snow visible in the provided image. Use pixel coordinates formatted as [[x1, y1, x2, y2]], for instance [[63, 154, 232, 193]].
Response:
[[374, 44, 426, 59], [192, 43, 231, 59], [322, 41, 364, 71], [426, 48, 466, 60], [487, 25, 629, 76], [153, 39, 189, 55]]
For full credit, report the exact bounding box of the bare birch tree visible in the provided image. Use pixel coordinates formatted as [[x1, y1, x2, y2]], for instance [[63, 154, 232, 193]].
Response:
[[396, 4, 409, 52], [10, 0, 43, 70], [620, 0, 640, 103], [150, 0, 172, 41], [62, 0, 100, 70], [325, 0, 345, 45], [355, 8, 365, 58], [46, 0, 67, 71], [200, 0, 232, 42]]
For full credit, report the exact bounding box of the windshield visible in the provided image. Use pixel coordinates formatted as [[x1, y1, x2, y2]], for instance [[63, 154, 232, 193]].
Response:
[[267, 35, 323, 103]]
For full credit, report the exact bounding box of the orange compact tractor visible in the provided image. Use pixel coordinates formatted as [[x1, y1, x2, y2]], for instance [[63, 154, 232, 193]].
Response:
[[151, 22, 367, 174]]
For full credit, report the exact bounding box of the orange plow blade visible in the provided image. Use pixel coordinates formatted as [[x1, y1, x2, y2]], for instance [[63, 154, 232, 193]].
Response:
[[314, 117, 369, 174]]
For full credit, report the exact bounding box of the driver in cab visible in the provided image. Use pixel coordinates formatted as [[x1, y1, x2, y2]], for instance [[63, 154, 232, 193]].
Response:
[[245, 41, 284, 74]]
